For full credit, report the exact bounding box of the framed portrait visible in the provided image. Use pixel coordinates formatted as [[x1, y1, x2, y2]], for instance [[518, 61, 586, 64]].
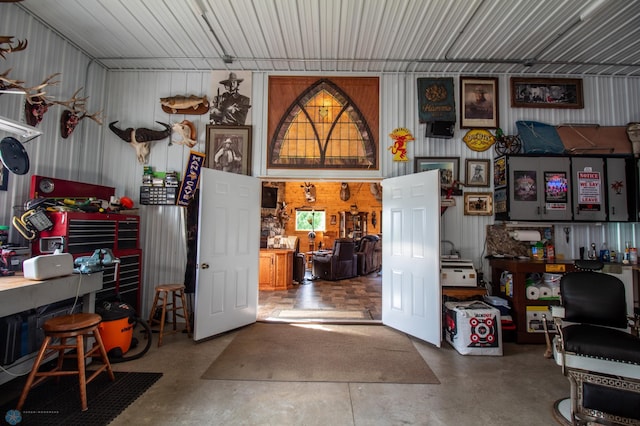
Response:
[[510, 77, 584, 109], [414, 157, 461, 195], [465, 159, 490, 187], [464, 192, 493, 216], [460, 76, 499, 129], [0, 161, 8, 191], [205, 125, 252, 175]]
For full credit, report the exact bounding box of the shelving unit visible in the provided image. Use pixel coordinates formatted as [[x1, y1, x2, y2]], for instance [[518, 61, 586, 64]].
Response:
[[489, 258, 575, 344]]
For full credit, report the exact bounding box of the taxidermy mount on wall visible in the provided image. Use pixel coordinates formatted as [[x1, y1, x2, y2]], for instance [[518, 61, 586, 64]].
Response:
[[109, 121, 171, 164]]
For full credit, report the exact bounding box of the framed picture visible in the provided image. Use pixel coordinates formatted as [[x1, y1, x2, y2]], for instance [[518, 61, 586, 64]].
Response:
[[464, 192, 493, 216], [460, 77, 499, 129], [493, 156, 507, 188], [0, 161, 8, 191], [414, 157, 461, 195], [510, 77, 584, 109], [205, 125, 252, 175], [465, 159, 490, 187]]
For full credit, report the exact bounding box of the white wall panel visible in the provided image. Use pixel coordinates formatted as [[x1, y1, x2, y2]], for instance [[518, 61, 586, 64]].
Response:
[[3, 4, 640, 309]]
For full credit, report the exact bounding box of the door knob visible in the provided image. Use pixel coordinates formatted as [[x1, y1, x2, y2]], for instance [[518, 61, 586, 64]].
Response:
[[200, 263, 209, 269]]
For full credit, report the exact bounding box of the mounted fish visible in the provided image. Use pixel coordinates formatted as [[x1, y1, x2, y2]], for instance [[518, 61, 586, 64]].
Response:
[[109, 121, 171, 164], [53, 88, 103, 138], [171, 120, 197, 147], [160, 95, 209, 115], [0, 36, 27, 59]]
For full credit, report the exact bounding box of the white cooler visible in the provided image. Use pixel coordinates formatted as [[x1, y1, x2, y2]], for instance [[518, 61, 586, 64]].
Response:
[[444, 300, 502, 356]]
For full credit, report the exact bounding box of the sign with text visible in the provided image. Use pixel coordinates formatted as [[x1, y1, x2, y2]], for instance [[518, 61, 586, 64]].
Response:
[[177, 150, 206, 206]]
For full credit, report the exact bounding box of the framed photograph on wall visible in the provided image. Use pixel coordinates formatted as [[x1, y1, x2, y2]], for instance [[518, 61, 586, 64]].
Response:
[[460, 76, 499, 129], [205, 125, 252, 175], [414, 156, 461, 195], [465, 159, 490, 187], [0, 161, 8, 191], [510, 77, 584, 109], [464, 192, 493, 216]]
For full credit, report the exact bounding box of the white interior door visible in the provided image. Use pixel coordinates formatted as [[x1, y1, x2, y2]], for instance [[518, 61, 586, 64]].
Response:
[[193, 168, 261, 341], [381, 170, 441, 347]]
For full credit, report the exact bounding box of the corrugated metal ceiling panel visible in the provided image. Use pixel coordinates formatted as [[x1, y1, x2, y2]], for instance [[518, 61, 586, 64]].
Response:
[[10, 0, 640, 75]]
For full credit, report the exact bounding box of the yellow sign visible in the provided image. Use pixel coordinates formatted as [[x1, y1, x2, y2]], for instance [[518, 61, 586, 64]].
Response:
[[545, 264, 566, 273], [462, 129, 495, 152], [388, 127, 414, 162]]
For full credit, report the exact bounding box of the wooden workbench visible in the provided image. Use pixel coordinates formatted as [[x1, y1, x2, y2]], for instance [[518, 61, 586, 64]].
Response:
[[0, 272, 103, 385]]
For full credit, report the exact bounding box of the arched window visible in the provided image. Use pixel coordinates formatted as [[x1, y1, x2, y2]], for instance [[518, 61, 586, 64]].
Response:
[[269, 79, 376, 169]]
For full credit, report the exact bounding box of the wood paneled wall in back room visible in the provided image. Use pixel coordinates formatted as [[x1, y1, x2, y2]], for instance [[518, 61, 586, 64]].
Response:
[[261, 182, 382, 250]]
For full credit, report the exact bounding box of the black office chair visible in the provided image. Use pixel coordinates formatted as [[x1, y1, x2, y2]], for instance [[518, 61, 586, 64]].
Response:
[[543, 260, 640, 425]]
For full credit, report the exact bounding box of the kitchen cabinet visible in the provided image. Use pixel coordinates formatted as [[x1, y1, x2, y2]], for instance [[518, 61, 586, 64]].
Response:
[[495, 155, 572, 222], [259, 249, 293, 290], [489, 258, 575, 344]]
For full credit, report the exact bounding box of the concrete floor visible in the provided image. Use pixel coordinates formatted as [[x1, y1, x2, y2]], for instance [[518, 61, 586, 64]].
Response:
[[105, 325, 569, 426]]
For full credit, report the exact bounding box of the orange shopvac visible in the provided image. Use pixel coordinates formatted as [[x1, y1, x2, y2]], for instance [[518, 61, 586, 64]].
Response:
[[96, 300, 152, 363]]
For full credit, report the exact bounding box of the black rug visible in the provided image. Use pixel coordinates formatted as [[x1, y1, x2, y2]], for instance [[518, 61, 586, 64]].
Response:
[[1, 371, 162, 426]]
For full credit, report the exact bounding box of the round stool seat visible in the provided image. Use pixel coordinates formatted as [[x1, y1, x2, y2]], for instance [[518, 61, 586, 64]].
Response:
[[148, 284, 191, 346], [43, 313, 102, 333], [155, 284, 185, 292]]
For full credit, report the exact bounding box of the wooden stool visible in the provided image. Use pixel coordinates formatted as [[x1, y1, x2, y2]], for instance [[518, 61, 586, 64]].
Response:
[[16, 313, 115, 412], [148, 284, 192, 346]]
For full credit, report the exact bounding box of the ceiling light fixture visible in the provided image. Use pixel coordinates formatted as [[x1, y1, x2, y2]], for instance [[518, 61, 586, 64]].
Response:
[[0, 116, 42, 142], [193, 0, 234, 64], [579, 0, 608, 22]]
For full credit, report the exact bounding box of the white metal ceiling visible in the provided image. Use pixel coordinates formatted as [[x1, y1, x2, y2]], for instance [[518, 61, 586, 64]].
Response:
[[11, 0, 640, 75]]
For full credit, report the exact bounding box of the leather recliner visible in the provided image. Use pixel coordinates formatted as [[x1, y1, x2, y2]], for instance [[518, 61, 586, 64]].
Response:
[[312, 238, 358, 281], [356, 234, 381, 275]]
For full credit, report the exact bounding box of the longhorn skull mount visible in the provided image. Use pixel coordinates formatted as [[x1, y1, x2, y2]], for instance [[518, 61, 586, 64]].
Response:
[[109, 121, 171, 164]]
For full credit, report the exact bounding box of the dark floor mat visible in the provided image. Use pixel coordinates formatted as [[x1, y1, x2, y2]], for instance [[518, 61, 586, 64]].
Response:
[[1, 371, 162, 426]]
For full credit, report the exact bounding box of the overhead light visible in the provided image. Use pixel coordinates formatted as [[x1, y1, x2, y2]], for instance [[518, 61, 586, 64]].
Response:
[[579, 0, 608, 22], [0, 116, 42, 142]]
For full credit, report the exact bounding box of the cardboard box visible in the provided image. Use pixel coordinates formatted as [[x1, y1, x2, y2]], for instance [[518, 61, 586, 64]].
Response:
[[444, 301, 502, 356]]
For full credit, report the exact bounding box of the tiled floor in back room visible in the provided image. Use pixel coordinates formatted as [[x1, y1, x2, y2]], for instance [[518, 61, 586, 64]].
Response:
[[1, 271, 572, 425]]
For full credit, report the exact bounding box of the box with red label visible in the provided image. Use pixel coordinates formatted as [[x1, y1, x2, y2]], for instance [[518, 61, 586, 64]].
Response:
[[444, 301, 503, 356]]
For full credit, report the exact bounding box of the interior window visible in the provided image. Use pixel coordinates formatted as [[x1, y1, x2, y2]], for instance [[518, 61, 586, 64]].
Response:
[[295, 210, 326, 232], [269, 79, 376, 168]]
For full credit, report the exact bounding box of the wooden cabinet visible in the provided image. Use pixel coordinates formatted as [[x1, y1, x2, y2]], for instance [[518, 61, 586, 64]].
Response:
[[339, 212, 368, 239], [489, 258, 575, 344], [259, 249, 293, 291]]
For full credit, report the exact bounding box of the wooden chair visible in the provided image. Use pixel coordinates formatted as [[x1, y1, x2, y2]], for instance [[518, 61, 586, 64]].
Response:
[[148, 284, 192, 346], [16, 313, 115, 412]]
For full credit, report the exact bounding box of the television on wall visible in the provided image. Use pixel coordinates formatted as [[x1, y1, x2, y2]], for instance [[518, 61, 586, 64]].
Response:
[[261, 186, 278, 209]]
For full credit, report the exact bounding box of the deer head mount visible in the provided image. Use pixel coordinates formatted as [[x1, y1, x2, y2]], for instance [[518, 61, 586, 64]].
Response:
[[301, 182, 316, 203], [52, 88, 103, 138], [0, 71, 61, 126], [109, 121, 171, 164], [0, 36, 27, 59]]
